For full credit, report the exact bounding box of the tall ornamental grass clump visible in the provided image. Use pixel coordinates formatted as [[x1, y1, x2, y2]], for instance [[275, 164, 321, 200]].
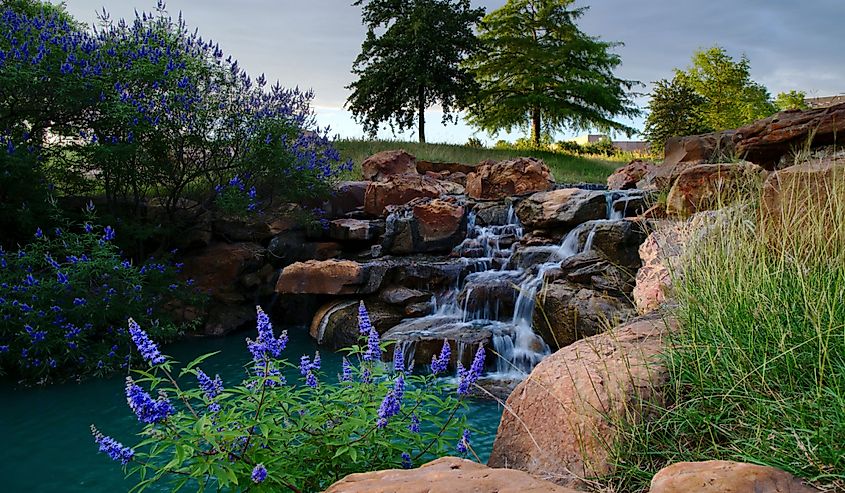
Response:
[[0, 206, 202, 383], [611, 163, 845, 490], [92, 302, 484, 492]]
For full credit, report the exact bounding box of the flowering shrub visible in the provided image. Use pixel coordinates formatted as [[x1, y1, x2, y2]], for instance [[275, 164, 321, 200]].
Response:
[[0, 211, 202, 382], [1, 2, 352, 240], [92, 303, 485, 492]]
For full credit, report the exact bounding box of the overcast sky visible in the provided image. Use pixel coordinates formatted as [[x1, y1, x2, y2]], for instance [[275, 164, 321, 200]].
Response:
[[60, 0, 845, 144]]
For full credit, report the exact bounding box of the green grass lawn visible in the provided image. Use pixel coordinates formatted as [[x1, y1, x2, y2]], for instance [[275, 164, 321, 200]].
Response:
[[334, 138, 625, 184]]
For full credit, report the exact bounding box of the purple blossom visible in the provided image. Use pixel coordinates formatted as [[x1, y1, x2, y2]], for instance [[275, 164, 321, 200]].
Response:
[[341, 357, 352, 382], [457, 429, 471, 454], [363, 327, 381, 362], [376, 390, 399, 428], [91, 426, 134, 464], [251, 464, 267, 484], [431, 340, 451, 375], [394, 374, 405, 401], [246, 306, 287, 362], [197, 368, 223, 413], [128, 318, 165, 365], [125, 377, 174, 424], [311, 351, 321, 371], [408, 414, 420, 433], [457, 346, 485, 396], [358, 300, 372, 334], [393, 345, 405, 373], [401, 452, 412, 469], [34, 228, 43, 239], [305, 370, 317, 388], [102, 226, 115, 242], [299, 355, 311, 376]]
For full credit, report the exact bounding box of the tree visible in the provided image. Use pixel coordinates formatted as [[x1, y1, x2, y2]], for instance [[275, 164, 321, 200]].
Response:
[[775, 90, 808, 111], [678, 46, 776, 130], [346, 0, 484, 143], [465, 0, 639, 147], [643, 75, 712, 153]]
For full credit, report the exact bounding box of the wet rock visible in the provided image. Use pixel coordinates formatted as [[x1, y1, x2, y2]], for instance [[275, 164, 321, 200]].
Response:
[[559, 250, 635, 294], [328, 218, 384, 242], [666, 162, 764, 216], [456, 270, 525, 320], [471, 200, 514, 226], [610, 191, 653, 218], [515, 188, 607, 230], [381, 198, 467, 254], [405, 301, 434, 317], [381, 315, 509, 370], [362, 149, 417, 181], [532, 280, 636, 350], [489, 315, 677, 487], [309, 299, 406, 349], [650, 460, 820, 493], [572, 219, 649, 270], [363, 175, 448, 217], [608, 160, 655, 189], [466, 157, 554, 200], [507, 244, 560, 270], [324, 457, 579, 493], [379, 286, 431, 306], [276, 259, 365, 295]]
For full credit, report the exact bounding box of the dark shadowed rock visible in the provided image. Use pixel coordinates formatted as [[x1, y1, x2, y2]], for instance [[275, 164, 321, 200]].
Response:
[[309, 299, 406, 349], [328, 218, 385, 242], [572, 219, 649, 270]]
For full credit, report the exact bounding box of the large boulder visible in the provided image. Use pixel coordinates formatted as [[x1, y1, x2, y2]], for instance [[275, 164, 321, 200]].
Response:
[[572, 219, 649, 270], [760, 156, 845, 239], [608, 160, 655, 189], [309, 299, 407, 349], [466, 157, 554, 200], [324, 457, 579, 493], [515, 188, 607, 230], [363, 175, 448, 217], [275, 259, 365, 295], [532, 280, 636, 350], [416, 160, 476, 176], [180, 242, 267, 304], [633, 221, 687, 314], [662, 103, 845, 170], [362, 149, 418, 182], [328, 218, 385, 242], [381, 198, 467, 255], [666, 162, 764, 216], [488, 315, 677, 487], [650, 460, 819, 493], [324, 181, 369, 218]]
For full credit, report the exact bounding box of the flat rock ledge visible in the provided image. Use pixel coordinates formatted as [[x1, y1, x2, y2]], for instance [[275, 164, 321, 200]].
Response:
[[324, 456, 579, 493]]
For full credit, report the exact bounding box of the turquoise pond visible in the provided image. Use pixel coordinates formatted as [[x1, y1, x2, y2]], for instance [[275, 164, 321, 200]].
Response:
[[0, 323, 504, 492]]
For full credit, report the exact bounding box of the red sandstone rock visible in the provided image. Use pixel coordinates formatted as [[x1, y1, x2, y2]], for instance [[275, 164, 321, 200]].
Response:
[[608, 160, 655, 189], [465, 157, 553, 200], [363, 175, 447, 217], [361, 149, 418, 181], [275, 259, 364, 295], [650, 460, 819, 493], [665, 162, 764, 216]]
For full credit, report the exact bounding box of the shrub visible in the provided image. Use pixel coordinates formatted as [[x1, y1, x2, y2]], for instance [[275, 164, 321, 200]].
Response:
[[0, 143, 54, 248], [0, 208, 202, 383], [91, 303, 483, 491]]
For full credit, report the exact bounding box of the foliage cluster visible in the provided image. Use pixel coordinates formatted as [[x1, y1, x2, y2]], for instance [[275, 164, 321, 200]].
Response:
[[92, 304, 483, 492], [0, 2, 351, 247], [0, 206, 202, 382]]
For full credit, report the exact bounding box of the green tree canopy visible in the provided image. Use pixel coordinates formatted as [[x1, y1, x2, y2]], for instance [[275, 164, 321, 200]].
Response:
[[678, 46, 776, 130], [465, 0, 640, 147], [775, 90, 809, 111], [346, 0, 484, 143], [643, 75, 712, 153]]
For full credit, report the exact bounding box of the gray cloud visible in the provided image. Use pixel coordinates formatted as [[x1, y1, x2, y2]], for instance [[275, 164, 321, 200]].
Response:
[[59, 0, 844, 141]]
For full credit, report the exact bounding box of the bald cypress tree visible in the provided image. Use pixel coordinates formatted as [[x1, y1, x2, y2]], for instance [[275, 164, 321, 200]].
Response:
[[466, 0, 639, 147], [346, 0, 484, 143]]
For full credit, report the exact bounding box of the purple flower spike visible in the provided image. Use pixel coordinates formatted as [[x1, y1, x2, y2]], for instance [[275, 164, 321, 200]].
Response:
[[363, 327, 381, 362], [125, 377, 174, 424], [128, 318, 165, 366], [91, 426, 134, 464], [430, 340, 451, 375], [358, 301, 372, 334], [251, 464, 267, 483]]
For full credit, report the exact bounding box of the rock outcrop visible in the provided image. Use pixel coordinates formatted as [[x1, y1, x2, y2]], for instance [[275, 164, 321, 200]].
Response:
[[666, 162, 763, 216], [488, 315, 677, 487], [364, 175, 448, 217], [309, 299, 407, 349], [276, 259, 365, 295], [515, 188, 607, 230], [381, 198, 467, 254], [362, 149, 417, 181], [650, 460, 820, 493], [324, 457, 579, 493], [466, 157, 554, 200], [608, 160, 655, 190]]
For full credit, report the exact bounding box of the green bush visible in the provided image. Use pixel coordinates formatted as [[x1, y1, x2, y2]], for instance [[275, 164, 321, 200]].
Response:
[[0, 210, 203, 383], [91, 304, 483, 491]]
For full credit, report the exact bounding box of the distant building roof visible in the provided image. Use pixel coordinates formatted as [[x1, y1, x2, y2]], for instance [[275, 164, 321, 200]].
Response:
[[805, 95, 845, 109]]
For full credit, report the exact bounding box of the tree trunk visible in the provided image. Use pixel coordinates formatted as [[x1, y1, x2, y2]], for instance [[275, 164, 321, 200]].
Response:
[[418, 85, 426, 144], [531, 107, 541, 147]]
